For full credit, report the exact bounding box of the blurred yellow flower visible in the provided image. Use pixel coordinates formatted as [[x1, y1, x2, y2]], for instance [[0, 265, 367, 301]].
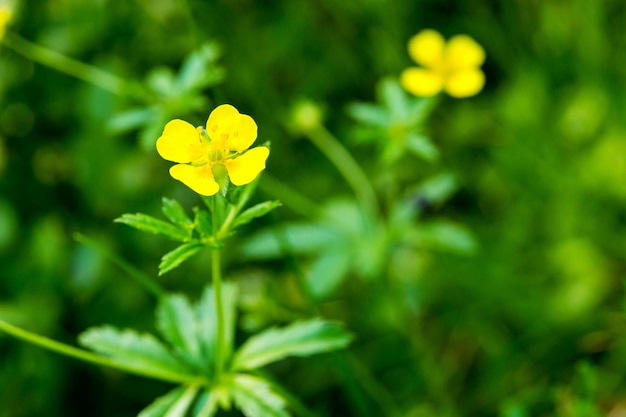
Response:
[[0, 4, 12, 40], [157, 104, 269, 196], [400, 29, 485, 98]]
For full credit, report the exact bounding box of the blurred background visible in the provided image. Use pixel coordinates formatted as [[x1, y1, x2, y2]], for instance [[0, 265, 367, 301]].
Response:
[[0, 0, 625, 416]]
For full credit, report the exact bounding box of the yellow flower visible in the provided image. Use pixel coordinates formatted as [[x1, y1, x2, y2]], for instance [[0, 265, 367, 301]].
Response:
[[0, 5, 12, 40], [156, 104, 269, 196], [400, 29, 486, 98]]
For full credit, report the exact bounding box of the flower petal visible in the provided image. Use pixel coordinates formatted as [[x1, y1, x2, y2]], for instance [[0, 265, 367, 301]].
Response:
[[0, 7, 12, 38], [157, 120, 204, 163], [445, 35, 485, 69], [206, 104, 258, 153], [445, 69, 485, 98], [206, 104, 239, 140], [400, 68, 444, 97], [226, 114, 258, 153], [169, 164, 219, 196], [224, 147, 269, 186], [407, 29, 445, 68]]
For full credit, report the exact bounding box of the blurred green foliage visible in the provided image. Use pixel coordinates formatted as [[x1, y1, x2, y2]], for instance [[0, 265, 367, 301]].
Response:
[[1, 0, 625, 416]]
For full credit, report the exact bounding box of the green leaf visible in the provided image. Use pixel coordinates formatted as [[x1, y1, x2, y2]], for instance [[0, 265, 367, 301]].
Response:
[[403, 220, 477, 255], [177, 42, 223, 92], [162, 198, 193, 228], [229, 374, 289, 417], [159, 242, 204, 275], [195, 283, 239, 366], [115, 213, 190, 242], [138, 387, 184, 417], [164, 385, 199, 417], [193, 207, 213, 238], [231, 319, 353, 370], [320, 199, 368, 237], [193, 390, 219, 417], [405, 133, 439, 162], [138, 385, 199, 417], [407, 96, 438, 126], [228, 175, 261, 208], [307, 251, 352, 299], [414, 172, 458, 206], [241, 224, 341, 259], [140, 113, 167, 151], [225, 184, 246, 206], [232, 200, 281, 228], [108, 107, 156, 133], [346, 102, 390, 127], [378, 78, 409, 119], [78, 326, 191, 376], [147, 67, 176, 96], [156, 294, 201, 368]]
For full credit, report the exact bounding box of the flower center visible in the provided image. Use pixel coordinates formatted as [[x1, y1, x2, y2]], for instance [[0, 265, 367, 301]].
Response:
[[209, 149, 226, 162], [203, 130, 240, 165]]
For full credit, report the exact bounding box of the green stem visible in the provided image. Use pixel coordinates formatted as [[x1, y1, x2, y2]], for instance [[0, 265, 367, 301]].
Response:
[[73, 233, 166, 299], [212, 197, 226, 376], [176, 0, 200, 48], [3, 31, 125, 95], [0, 320, 203, 385], [214, 176, 260, 239], [259, 173, 322, 219], [217, 205, 238, 238], [305, 125, 378, 221]]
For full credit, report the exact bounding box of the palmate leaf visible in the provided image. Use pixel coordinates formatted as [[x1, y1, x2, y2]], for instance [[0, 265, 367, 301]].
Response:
[[78, 326, 193, 378], [115, 213, 190, 242], [229, 374, 289, 417], [231, 319, 353, 371], [138, 385, 199, 417], [159, 242, 205, 275]]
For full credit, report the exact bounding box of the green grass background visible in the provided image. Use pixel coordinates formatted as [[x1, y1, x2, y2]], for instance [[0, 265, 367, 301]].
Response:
[[1, 0, 625, 416]]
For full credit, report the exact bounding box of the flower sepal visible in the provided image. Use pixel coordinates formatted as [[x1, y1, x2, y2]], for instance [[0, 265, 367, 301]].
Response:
[[212, 163, 231, 198]]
